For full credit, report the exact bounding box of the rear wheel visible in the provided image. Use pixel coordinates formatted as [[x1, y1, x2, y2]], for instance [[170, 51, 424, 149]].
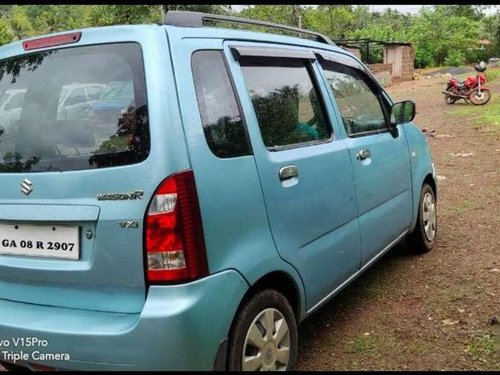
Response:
[[444, 84, 457, 105], [469, 89, 491, 105], [226, 289, 298, 371], [407, 183, 437, 253], [444, 94, 457, 105]]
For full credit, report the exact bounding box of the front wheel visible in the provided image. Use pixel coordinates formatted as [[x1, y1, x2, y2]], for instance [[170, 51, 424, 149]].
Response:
[[406, 183, 437, 253], [226, 289, 298, 371], [469, 89, 491, 105]]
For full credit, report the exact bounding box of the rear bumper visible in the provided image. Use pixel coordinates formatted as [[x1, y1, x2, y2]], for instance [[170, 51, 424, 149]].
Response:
[[0, 270, 248, 371]]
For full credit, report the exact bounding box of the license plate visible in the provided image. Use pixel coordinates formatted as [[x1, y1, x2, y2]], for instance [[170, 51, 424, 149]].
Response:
[[0, 223, 80, 260]]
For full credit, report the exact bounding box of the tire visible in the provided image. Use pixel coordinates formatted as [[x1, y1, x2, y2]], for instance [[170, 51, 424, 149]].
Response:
[[444, 95, 457, 105], [444, 85, 457, 105], [406, 183, 437, 253], [469, 89, 491, 105], [226, 289, 298, 371]]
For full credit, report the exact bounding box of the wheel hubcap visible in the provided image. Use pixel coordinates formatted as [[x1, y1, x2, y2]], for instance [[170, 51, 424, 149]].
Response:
[[422, 192, 436, 242], [242, 308, 290, 371]]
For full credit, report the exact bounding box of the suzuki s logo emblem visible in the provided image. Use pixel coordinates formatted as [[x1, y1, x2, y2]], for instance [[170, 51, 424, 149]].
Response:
[[21, 179, 33, 196]]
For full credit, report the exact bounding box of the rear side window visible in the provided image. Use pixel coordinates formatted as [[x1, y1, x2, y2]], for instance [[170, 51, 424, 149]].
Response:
[[239, 57, 331, 150], [192, 50, 250, 158], [0, 43, 149, 173]]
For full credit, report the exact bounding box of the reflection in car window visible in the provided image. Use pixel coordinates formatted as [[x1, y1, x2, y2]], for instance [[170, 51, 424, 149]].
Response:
[[320, 60, 387, 136], [6, 92, 25, 109], [88, 86, 105, 100], [240, 57, 331, 149], [192, 50, 250, 158], [63, 87, 86, 106], [0, 43, 149, 173]]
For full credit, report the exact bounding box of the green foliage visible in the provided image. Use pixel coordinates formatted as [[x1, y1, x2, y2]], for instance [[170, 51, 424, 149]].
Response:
[[414, 48, 436, 68], [0, 19, 13, 46], [163, 5, 231, 15], [0, 4, 498, 70], [88, 5, 161, 26], [444, 50, 466, 67], [408, 6, 480, 67], [24, 5, 91, 33], [240, 5, 298, 27], [303, 5, 354, 39], [0, 5, 13, 18], [9, 6, 34, 40]]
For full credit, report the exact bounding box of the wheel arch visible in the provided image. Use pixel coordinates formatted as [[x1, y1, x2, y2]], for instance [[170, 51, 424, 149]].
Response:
[[423, 173, 437, 201], [233, 270, 304, 325]]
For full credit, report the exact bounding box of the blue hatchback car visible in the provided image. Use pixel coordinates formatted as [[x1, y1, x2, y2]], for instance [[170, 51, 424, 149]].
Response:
[[0, 11, 437, 371]]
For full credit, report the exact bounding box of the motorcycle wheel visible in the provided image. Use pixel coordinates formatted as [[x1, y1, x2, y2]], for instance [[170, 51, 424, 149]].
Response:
[[444, 84, 457, 105], [469, 89, 491, 105], [444, 95, 457, 105]]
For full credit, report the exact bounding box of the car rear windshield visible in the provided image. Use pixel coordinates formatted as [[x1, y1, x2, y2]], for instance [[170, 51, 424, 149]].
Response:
[[0, 42, 149, 173]]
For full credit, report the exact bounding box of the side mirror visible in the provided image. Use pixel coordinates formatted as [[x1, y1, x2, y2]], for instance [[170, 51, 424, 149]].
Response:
[[390, 100, 415, 127]]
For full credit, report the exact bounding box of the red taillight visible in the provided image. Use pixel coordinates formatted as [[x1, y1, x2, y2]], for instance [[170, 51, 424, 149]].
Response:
[[145, 170, 209, 283], [23, 32, 82, 51]]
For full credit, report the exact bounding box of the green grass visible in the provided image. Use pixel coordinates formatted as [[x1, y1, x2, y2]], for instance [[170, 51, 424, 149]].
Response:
[[485, 67, 500, 82], [452, 198, 480, 214], [345, 334, 378, 354], [467, 332, 497, 365], [426, 283, 479, 311]]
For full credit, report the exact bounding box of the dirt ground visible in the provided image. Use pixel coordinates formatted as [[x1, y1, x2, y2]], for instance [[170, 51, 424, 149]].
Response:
[[297, 72, 500, 370]]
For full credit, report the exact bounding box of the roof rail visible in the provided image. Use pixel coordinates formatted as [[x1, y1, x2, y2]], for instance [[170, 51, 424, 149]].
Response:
[[163, 11, 336, 46]]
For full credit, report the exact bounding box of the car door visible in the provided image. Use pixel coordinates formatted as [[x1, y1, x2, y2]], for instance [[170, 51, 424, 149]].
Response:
[[317, 52, 412, 266], [224, 42, 361, 310]]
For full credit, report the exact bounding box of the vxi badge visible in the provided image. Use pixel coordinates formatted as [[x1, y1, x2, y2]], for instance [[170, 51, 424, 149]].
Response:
[[97, 190, 144, 201]]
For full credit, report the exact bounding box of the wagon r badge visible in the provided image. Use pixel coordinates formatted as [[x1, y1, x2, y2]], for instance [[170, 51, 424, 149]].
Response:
[[21, 179, 33, 196], [97, 190, 144, 201]]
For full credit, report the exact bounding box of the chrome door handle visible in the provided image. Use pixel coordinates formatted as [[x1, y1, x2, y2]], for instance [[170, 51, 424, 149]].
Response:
[[356, 149, 371, 160], [279, 165, 298, 181]]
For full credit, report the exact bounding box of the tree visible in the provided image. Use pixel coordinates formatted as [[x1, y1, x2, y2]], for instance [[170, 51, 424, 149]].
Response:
[[351, 5, 373, 31], [438, 5, 489, 21], [303, 5, 353, 39], [0, 18, 13, 46], [20, 5, 90, 33], [240, 5, 298, 27], [8, 6, 34, 40], [480, 11, 500, 56], [409, 6, 480, 67], [162, 5, 231, 15], [0, 5, 13, 18], [88, 5, 161, 26]]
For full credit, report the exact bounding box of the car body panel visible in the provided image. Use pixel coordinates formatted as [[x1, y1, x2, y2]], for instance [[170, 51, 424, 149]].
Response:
[[0, 270, 248, 371]]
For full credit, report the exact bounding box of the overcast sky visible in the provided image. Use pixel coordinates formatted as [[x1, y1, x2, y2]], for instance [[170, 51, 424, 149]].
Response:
[[232, 5, 499, 15]]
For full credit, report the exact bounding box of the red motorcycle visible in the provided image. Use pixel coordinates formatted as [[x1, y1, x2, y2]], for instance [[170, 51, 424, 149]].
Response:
[[442, 61, 491, 105]]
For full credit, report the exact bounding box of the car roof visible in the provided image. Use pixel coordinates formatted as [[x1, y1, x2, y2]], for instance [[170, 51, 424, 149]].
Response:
[[0, 22, 357, 65]]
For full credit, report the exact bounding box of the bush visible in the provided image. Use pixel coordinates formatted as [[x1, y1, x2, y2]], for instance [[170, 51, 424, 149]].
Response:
[[414, 48, 435, 68], [444, 50, 466, 67]]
